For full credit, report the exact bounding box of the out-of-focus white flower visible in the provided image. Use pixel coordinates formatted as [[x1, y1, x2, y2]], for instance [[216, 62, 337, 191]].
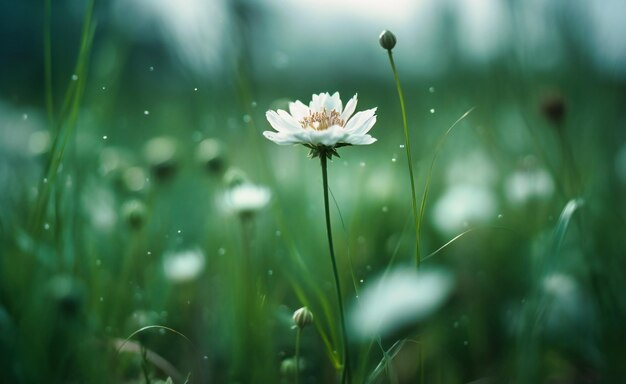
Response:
[[504, 168, 555, 205], [350, 267, 454, 340], [264, 92, 377, 158], [163, 247, 205, 283], [224, 182, 271, 216], [541, 273, 592, 342], [432, 184, 498, 235], [446, 151, 498, 187]]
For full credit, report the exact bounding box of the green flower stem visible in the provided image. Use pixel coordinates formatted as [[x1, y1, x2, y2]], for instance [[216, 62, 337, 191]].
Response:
[[386, 49, 421, 269], [320, 154, 352, 384], [295, 327, 302, 384]]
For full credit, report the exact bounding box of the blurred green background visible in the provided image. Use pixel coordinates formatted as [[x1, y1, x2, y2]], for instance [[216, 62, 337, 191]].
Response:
[[1, 0, 625, 383]]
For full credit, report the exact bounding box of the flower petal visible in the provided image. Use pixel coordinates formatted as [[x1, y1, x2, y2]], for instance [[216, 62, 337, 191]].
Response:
[[323, 92, 342, 113], [310, 92, 330, 112], [277, 109, 303, 129], [308, 125, 348, 146], [288, 100, 310, 122], [266, 110, 301, 133], [263, 131, 301, 145], [344, 108, 377, 133], [351, 115, 377, 136], [340, 94, 358, 121], [346, 134, 377, 145]]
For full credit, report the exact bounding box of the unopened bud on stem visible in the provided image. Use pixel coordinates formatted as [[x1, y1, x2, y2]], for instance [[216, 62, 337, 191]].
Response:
[[293, 306, 314, 329], [379, 30, 397, 51]]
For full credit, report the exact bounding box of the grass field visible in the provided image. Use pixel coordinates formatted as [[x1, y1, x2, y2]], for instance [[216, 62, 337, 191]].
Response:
[[1, 1, 625, 383]]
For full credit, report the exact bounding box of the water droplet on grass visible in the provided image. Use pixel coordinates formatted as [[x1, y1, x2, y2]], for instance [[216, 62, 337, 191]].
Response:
[[399, 144, 405, 149], [71, 74, 78, 81], [430, 108, 435, 114], [149, 66, 154, 71], [391, 157, 397, 162], [43, 223, 50, 230], [251, 101, 257, 107], [218, 248, 226, 256], [429, 86, 435, 93], [102, 135, 108, 140], [243, 114, 251, 123], [268, 270, 273, 276], [22, 114, 28, 120], [143, 110, 150, 115], [194, 87, 198, 91], [497, 214, 503, 219], [102, 86, 107, 90]]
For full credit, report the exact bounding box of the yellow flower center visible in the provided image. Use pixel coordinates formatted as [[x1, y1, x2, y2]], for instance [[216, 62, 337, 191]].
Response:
[[299, 109, 344, 131]]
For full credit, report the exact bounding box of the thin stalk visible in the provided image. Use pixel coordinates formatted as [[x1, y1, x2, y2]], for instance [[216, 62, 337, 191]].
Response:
[[386, 49, 421, 269], [44, 0, 54, 127], [295, 327, 302, 384], [320, 155, 351, 384]]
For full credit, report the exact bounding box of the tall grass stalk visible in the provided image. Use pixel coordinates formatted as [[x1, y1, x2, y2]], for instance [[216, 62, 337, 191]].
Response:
[[320, 154, 351, 384], [384, 49, 421, 269]]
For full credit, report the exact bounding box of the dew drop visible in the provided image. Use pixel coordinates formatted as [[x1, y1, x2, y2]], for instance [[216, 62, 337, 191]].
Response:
[[71, 74, 78, 81], [382, 206, 389, 213], [147, 251, 152, 256], [177, 229, 182, 234], [22, 113, 28, 120], [194, 87, 198, 91], [102, 86, 107, 90], [99, 297, 104, 302], [359, 279, 364, 284], [149, 66, 154, 71], [430, 108, 435, 114], [497, 214, 503, 219], [399, 144, 405, 149], [102, 135, 108, 140], [43, 223, 50, 230], [218, 247, 226, 256], [203, 355, 208, 360], [243, 114, 251, 123], [251, 101, 258, 107], [267, 269, 274, 276], [143, 110, 150, 115], [43, 178, 48, 184], [275, 230, 281, 237], [429, 86, 435, 93]]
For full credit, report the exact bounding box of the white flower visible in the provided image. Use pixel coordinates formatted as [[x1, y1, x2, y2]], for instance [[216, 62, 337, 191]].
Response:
[[432, 184, 498, 235], [350, 267, 454, 340], [224, 183, 271, 216], [264, 92, 377, 156], [505, 168, 555, 206], [163, 247, 205, 283]]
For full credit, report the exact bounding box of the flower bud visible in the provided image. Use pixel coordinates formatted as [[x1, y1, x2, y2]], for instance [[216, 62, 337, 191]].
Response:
[[143, 136, 179, 182], [540, 92, 566, 126], [280, 358, 297, 376], [293, 306, 314, 329], [223, 167, 249, 188], [121, 199, 147, 230], [196, 138, 227, 175], [379, 30, 397, 51], [47, 275, 85, 318]]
